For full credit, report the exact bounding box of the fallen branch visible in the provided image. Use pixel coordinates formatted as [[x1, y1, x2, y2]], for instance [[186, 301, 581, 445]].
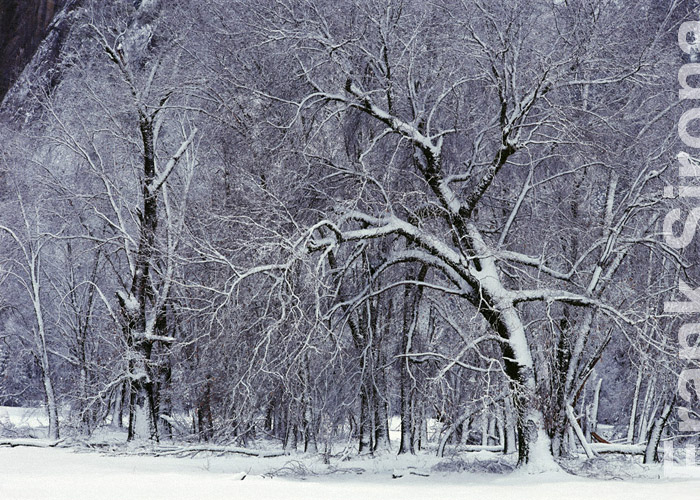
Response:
[[153, 444, 287, 458], [590, 431, 609, 444], [567, 404, 596, 459], [0, 438, 64, 448]]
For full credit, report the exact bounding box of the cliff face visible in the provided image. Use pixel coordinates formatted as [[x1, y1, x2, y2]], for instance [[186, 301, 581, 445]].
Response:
[[0, 0, 63, 100]]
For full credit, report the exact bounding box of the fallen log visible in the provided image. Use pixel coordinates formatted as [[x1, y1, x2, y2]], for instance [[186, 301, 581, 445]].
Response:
[[589, 443, 645, 455], [461, 445, 503, 452]]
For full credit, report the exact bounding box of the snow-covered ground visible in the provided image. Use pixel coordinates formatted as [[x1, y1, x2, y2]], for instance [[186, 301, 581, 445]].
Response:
[[2, 407, 700, 499], [2, 446, 700, 500]]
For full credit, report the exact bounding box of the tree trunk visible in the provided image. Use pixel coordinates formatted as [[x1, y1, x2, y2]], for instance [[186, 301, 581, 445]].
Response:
[[488, 415, 497, 446], [372, 305, 391, 453], [114, 382, 126, 429], [481, 302, 556, 470], [644, 399, 674, 464], [373, 383, 391, 452], [480, 412, 489, 447], [197, 375, 214, 441], [358, 385, 372, 454], [42, 371, 59, 440], [503, 399, 517, 455], [497, 416, 504, 449], [627, 367, 643, 444], [128, 351, 158, 441], [302, 359, 317, 454], [284, 422, 298, 452], [638, 375, 656, 443], [590, 378, 602, 438], [33, 279, 59, 440], [398, 265, 428, 454], [78, 364, 90, 435], [413, 405, 427, 451], [398, 373, 413, 454]]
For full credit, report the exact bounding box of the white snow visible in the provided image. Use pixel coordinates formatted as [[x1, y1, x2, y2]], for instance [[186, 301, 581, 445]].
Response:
[[116, 290, 139, 315], [1, 446, 700, 500], [2, 407, 700, 499]]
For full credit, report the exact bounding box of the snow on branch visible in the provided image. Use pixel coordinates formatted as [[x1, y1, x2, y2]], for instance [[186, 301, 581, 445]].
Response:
[[307, 212, 468, 272], [148, 127, 198, 194], [496, 250, 573, 281], [343, 81, 442, 159], [511, 289, 637, 324], [116, 290, 139, 316]]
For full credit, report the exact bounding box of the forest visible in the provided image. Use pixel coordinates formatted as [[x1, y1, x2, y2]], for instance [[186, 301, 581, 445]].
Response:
[[0, 0, 699, 480]]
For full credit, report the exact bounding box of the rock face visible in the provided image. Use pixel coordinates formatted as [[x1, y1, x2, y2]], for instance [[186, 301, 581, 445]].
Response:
[[0, 0, 64, 100]]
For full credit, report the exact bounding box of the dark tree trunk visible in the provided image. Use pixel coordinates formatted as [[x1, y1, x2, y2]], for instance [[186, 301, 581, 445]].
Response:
[[197, 375, 214, 442], [644, 398, 675, 464], [358, 384, 372, 454], [398, 265, 428, 454]]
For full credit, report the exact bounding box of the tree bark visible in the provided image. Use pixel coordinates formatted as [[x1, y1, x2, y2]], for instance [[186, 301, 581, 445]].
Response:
[[644, 399, 674, 464]]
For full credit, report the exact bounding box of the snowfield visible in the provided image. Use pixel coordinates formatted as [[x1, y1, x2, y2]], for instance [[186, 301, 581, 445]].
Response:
[[1, 446, 700, 500]]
